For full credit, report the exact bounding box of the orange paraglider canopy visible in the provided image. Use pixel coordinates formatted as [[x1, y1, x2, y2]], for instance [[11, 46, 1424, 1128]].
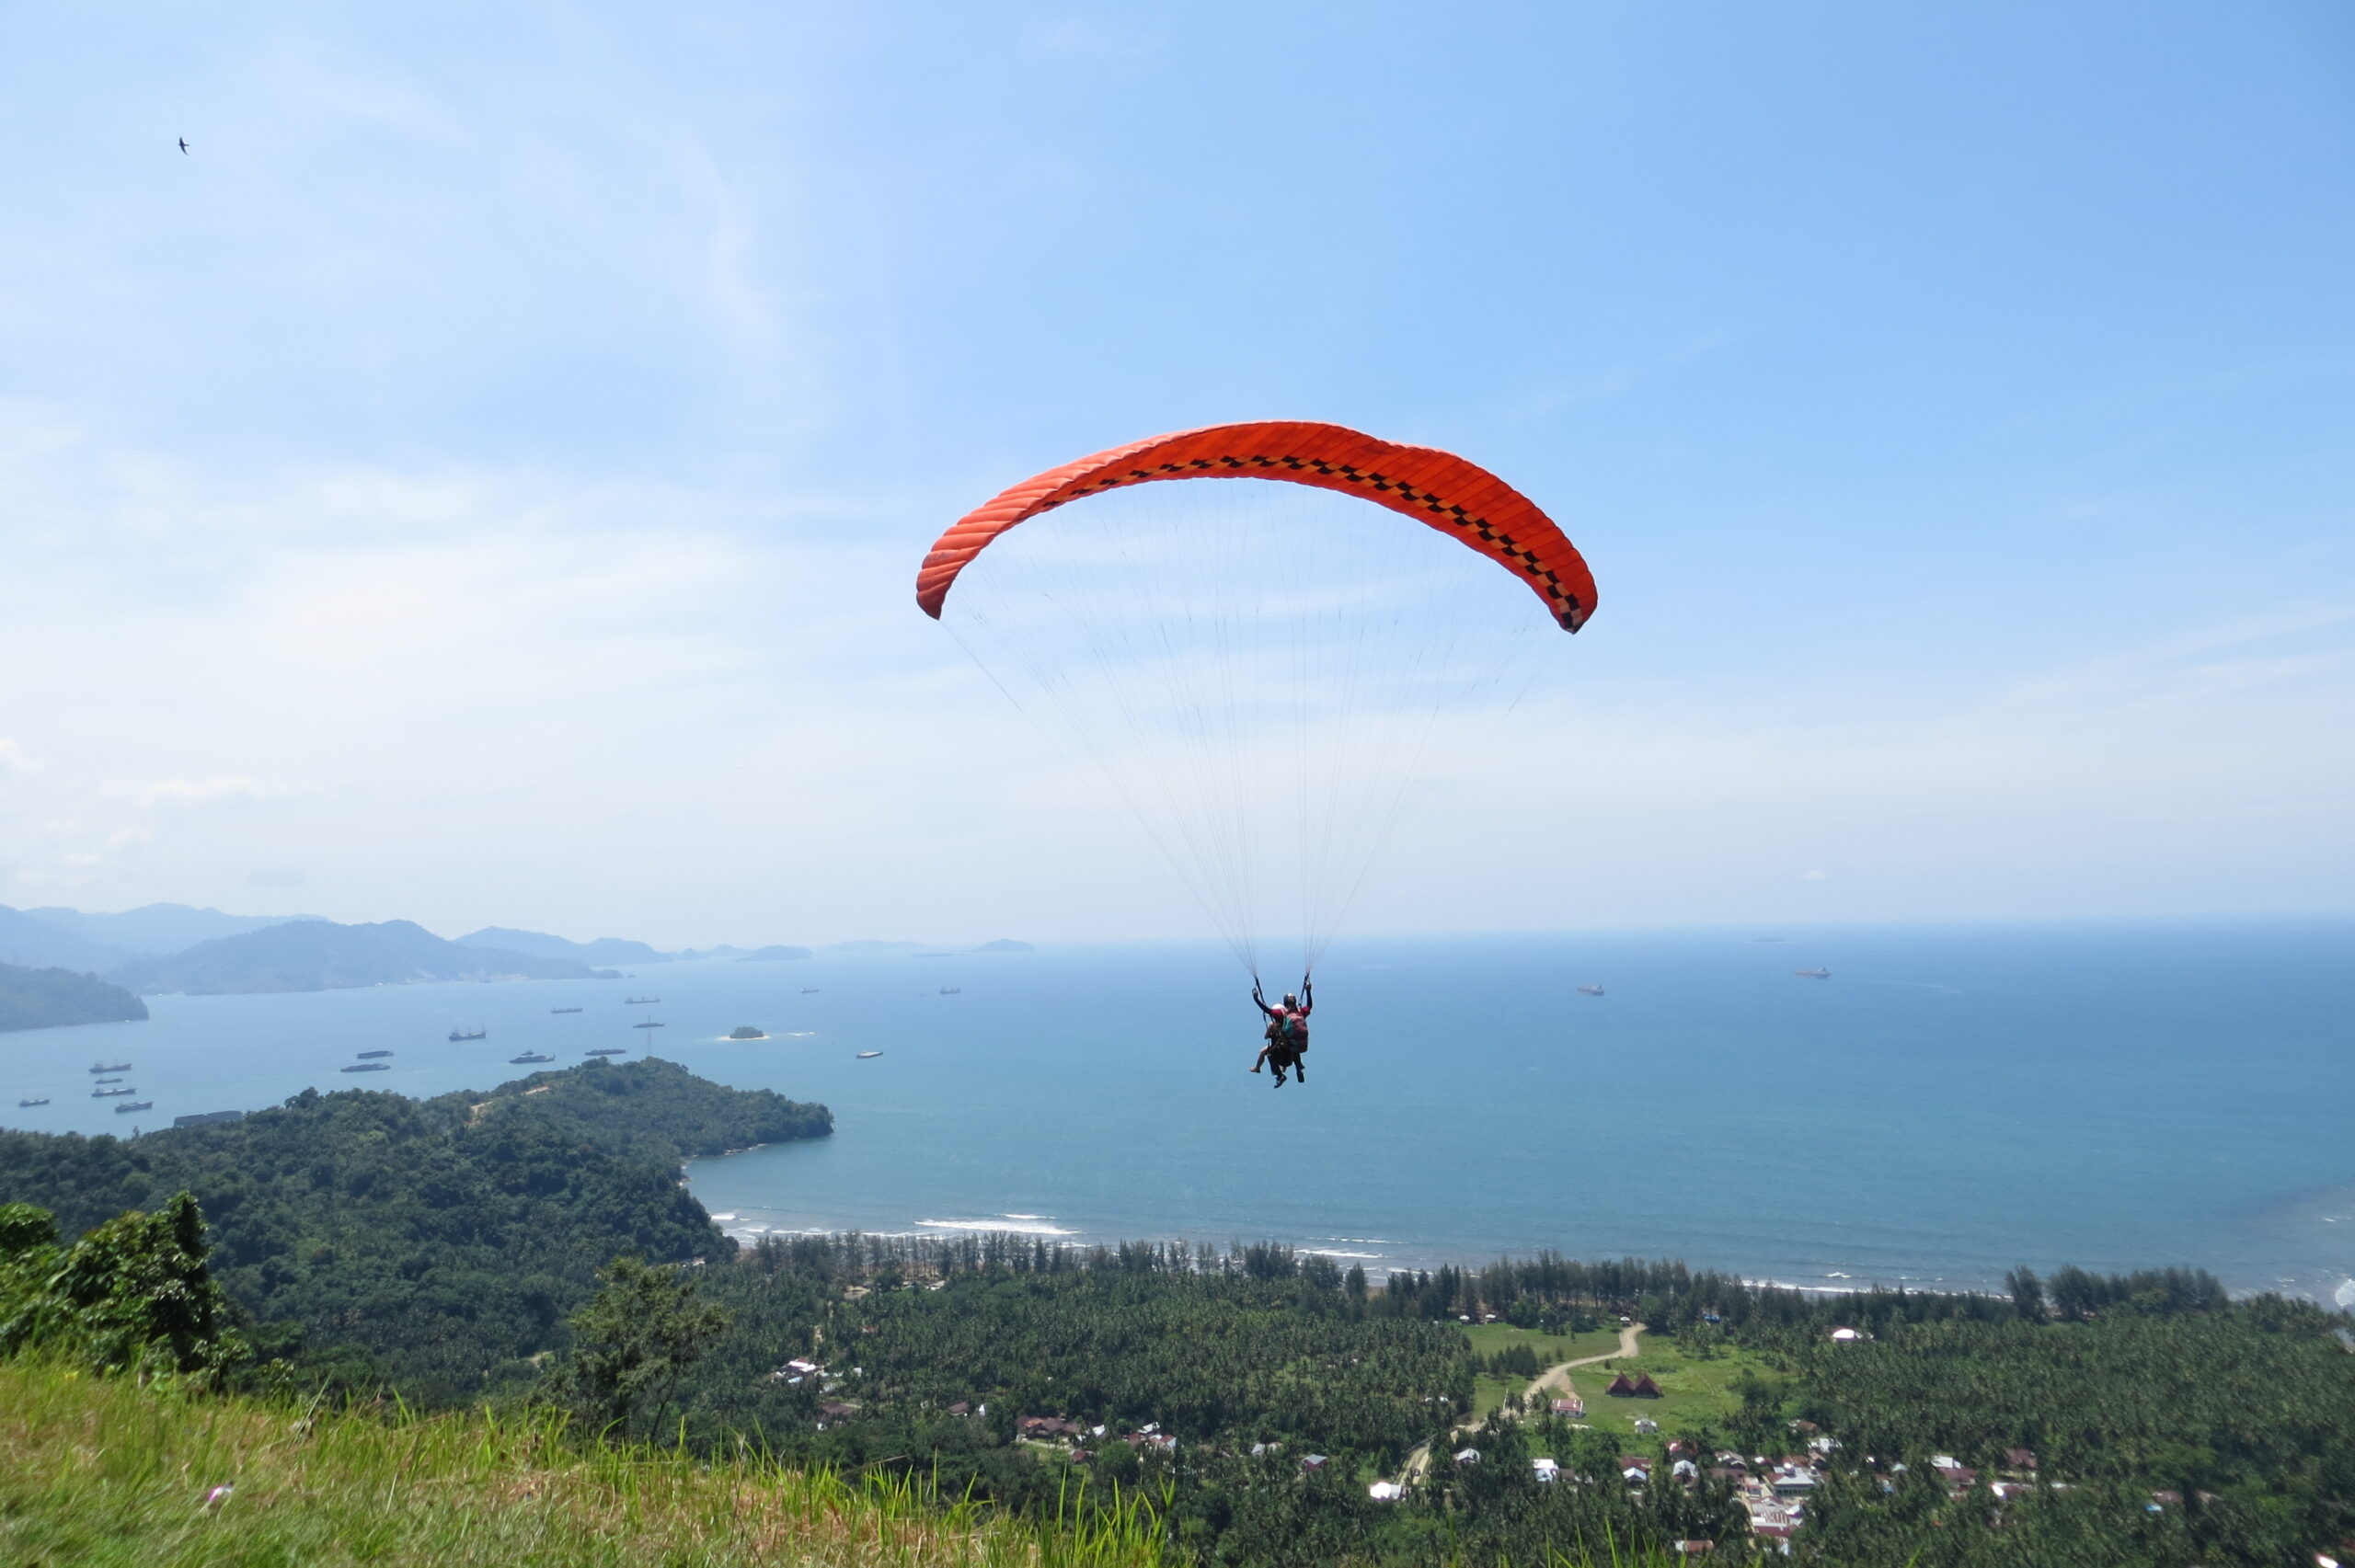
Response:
[[915, 420, 1597, 631]]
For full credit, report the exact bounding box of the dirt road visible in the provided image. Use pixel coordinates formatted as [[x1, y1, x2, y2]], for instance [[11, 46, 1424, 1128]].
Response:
[[1397, 1322, 1645, 1484]]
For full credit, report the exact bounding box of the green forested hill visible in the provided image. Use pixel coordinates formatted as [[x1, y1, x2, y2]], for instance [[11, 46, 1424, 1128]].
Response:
[[0, 962, 148, 1032], [0, 1059, 828, 1402]]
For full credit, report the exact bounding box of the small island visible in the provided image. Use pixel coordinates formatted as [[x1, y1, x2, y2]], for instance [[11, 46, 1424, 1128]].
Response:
[[728, 1024, 766, 1040]]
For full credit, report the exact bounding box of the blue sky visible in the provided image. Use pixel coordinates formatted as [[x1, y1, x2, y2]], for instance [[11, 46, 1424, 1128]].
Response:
[[0, 3, 2349, 945]]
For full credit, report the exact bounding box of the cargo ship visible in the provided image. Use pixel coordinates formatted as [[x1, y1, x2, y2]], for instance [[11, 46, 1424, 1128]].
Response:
[[550, 1006, 584, 1014], [1577, 984, 1604, 997], [91, 1085, 138, 1098], [88, 1061, 131, 1075], [16, 1097, 48, 1108], [340, 1062, 390, 1073], [114, 1101, 152, 1114], [584, 1047, 627, 1057], [358, 1049, 394, 1059], [1794, 968, 1832, 979], [509, 1051, 555, 1065], [449, 1027, 487, 1042]]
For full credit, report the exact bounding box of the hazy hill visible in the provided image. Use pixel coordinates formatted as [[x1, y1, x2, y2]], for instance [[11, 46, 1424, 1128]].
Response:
[[108, 920, 595, 996], [0, 907, 129, 973], [829, 939, 922, 954], [971, 938, 1034, 953], [23, 902, 321, 956], [738, 944, 813, 961], [455, 925, 670, 965], [0, 962, 148, 1032]]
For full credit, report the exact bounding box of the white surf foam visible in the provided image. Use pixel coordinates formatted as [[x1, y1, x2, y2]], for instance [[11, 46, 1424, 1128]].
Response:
[[918, 1217, 1079, 1236]]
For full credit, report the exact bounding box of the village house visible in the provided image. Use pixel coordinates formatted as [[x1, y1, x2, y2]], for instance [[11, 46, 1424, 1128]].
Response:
[[1550, 1395, 1584, 1417], [1634, 1417, 1660, 1436], [1017, 1415, 1084, 1442], [1749, 1504, 1798, 1553], [1533, 1457, 1560, 1483]]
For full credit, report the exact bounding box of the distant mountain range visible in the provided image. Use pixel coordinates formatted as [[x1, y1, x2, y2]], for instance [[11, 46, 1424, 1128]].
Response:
[[455, 927, 670, 966], [109, 921, 603, 996], [27, 903, 323, 956], [0, 903, 320, 973], [0, 903, 1025, 1001]]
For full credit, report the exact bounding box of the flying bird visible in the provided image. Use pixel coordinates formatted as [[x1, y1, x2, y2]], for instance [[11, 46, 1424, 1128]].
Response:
[[178, 138, 189, 154]]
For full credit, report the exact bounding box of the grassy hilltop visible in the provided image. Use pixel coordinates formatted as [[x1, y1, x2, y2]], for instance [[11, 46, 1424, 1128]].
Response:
[[0, 1358, 1166, 1568]]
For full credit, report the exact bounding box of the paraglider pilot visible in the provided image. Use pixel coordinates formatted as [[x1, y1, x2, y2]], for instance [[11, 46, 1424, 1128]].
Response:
[[1249, 978, 1313, 1085]]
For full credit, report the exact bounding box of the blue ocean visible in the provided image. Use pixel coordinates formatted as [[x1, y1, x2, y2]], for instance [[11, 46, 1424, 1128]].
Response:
[[4, 919, 2349, 1303]]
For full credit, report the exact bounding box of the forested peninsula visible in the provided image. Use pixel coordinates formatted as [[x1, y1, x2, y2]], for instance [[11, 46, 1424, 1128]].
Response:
[[0, 1058, 827, 1401], [0, 962, 147, 1032]]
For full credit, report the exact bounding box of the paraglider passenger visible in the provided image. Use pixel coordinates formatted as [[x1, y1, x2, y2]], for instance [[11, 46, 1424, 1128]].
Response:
[[1249, 979, 1313, 1085]]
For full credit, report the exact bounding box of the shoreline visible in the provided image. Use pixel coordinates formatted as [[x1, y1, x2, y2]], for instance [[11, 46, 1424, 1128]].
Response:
[[695, 1211, 2350, 1307]]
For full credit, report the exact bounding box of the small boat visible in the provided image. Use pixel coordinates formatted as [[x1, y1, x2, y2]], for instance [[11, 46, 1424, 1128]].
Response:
[[1794, 968, 1832, 980], [449, 1027, 487, 1042], [1577, 984, 1604, 997], [17, 1097, 48, 1107], [114, 1101, 152, 1114], [92, 1086, 137, 1098], [357, 1049, 394, 1059], [856, 1050, 883, 1059], [340, 1062, 391, 1073], [88, 1061, 131, 1075], [550, 1006, 584, 1014], [633, 1020, 665, 1030], [509, 1052, 555, 1065], [583, 1047, 627, 1057], [624, 996, 660, 1006]]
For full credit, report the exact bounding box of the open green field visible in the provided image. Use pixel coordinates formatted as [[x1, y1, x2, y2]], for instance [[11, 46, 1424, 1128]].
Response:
[[1557, 1335, 1778, 1439], [1457, 1322, 1624, 1366], [1459, 1323, 1626, 1419]]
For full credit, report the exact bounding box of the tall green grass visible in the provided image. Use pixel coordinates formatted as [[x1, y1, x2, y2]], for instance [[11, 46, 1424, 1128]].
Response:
[[0, 1359, 1163, 1567]]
